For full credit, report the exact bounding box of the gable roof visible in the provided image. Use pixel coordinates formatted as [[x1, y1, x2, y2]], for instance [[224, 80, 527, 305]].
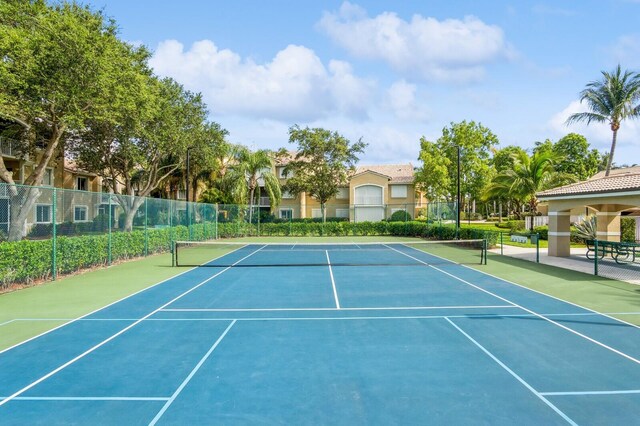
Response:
[[537, 172, 640, 199], [590, 166, 640, 180], [354, 164, 414, 183]]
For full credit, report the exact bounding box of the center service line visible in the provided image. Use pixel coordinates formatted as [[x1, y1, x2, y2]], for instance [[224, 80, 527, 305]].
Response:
[[326, 250, 341, 309]]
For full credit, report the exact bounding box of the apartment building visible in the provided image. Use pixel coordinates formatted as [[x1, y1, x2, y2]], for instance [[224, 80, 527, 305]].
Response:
[[274, 160, 425, 222]]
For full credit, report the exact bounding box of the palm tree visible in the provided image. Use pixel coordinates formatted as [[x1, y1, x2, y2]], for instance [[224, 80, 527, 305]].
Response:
[[566, 65, 640, 176], [483, 150, 576, 229], [227, 147, 281, 223]]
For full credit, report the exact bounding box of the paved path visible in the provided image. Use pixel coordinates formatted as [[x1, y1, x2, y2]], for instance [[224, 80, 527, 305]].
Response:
[[490, 246, 640, 285]]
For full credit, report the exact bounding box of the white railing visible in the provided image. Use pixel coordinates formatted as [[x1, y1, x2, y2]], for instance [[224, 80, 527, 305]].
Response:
[[526, 215, 586, 228], [354, 197, 383, 205], [258, 196, 270, 206], [0, 137, 19, 157]]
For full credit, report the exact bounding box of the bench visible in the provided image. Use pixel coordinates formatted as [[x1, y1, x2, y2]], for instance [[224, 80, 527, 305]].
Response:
[[586, 240, 640, 264], [510, 235, 528, 243]]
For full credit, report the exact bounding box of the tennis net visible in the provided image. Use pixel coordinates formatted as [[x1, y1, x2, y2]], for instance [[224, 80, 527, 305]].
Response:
[[173, 240, 487, 268]]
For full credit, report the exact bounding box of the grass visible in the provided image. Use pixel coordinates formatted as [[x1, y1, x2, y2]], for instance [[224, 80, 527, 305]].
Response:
[[0, 234, 638, 352]]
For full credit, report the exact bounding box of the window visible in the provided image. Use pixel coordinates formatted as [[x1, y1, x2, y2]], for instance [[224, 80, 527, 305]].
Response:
[[282, 190, 295, 199], [354, 185, 383, 205], [42, 169, 53, 186], [335, 208, 349, 218], [36, 204, 52, 223], [311, 209, 323, 219], [76, 176, 88, 191], [278, 167, 292, 178], [336, 187, 349, 199], [74, 206, 88, 222], [390, 185, 407, 198], [279, 208, 293, 219]]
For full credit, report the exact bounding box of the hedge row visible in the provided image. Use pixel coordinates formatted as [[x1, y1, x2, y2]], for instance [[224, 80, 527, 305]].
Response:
[[0, 221, 495, 287], [0, 223, 215, 286]]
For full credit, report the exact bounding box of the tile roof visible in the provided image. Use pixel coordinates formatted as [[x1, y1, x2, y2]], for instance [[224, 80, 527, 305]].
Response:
[[537, 172, 640, 198], [590, 165, 640, 180], [354, 164, 415, 183]]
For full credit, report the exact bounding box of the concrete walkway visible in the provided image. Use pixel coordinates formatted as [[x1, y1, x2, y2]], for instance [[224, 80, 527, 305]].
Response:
[[489, 245, 640, 285]]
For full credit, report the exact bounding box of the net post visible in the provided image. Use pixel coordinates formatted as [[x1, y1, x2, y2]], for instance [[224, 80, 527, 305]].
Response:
[[594, 239, 599, 276], [535, 232, 540, 263], [52, 188, 57, 281], [483, 237, 488, 265]]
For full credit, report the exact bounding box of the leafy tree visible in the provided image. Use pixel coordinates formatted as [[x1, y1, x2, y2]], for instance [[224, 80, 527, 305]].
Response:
[[284, 125, 366, 222], [227, 147, 281, 223], [0, 1, 137, 239], [414, 138, 451, 200], [483, 150, 576, 227], [491, 145, 527, 173], [415, 121, 498, 213], [566, 65, 640, 176], [552, 133, 602, 180], [74, 77, 211, 231]]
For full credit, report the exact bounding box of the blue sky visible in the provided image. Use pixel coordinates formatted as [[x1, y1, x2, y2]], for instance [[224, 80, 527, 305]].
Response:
[[96, 0, 640, 165]]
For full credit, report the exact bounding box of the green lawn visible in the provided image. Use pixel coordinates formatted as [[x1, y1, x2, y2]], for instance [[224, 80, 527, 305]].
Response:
[[1, 235, 638, 352]]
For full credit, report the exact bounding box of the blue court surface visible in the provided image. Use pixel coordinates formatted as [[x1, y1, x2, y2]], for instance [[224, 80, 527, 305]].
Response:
[[1, 243, 639, 425]]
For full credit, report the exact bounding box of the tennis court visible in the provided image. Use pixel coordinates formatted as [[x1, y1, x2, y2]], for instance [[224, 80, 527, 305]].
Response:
[[1, 241, 639, 425]]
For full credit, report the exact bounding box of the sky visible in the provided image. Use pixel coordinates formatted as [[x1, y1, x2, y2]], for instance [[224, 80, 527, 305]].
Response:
[[95, 0, 640, 165]]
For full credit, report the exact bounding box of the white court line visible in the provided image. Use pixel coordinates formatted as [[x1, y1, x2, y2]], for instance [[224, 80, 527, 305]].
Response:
[[0, 319, 16, 327], [388, 244, 640, 366], [540, 390, 640, 396], [445, 317, 577, 425], [326, 250, 341, 309], [0, 246, 264, 408], [161, 305, 516, 312], [0, 244, 250, 356], [149, 320, 236, 425], [3, 396, 169, 401], [405, 243, 640, 331]]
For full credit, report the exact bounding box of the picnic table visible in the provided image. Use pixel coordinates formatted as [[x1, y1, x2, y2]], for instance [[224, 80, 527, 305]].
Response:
[[585, 240, 640, 265]]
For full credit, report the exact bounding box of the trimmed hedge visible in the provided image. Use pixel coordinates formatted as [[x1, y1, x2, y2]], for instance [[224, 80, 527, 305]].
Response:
[[621, 217, 636, 243], [0, 220, 497, 287]]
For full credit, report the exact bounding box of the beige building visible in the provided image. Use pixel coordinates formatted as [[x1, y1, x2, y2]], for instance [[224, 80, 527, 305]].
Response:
[[273, 162, 424, 222], [537, 167, 640, 256]]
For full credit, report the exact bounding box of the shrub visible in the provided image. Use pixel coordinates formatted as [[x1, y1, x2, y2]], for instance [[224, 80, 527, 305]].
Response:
[[389, 210, 412, 222], [533, 225, 548, 240], [621, 217, 636, 243], [507, 220, 526, 233]]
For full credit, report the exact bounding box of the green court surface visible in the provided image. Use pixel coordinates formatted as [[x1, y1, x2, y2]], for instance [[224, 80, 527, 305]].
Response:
[[1, 236, 639, 352]]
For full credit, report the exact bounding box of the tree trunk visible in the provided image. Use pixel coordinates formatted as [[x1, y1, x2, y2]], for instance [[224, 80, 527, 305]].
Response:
[[248, 187, 255, 224], [8, 186, 42, 241], [605, 128, 618, 177], [117, 195, 145, 232]]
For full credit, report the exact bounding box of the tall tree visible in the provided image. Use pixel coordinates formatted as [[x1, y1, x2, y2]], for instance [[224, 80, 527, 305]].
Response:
[[74, 77, 211, 231], [227, 147, 281, 223], [284, 125, 366, 222], [552, 133, 602, 180], [415, 121, 498, 211], [566, 65, 640, 176], [483, 150, 576, 227], [0, 1, 137, 239]]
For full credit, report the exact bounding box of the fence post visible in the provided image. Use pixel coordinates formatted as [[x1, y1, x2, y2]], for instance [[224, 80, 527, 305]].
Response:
[[483, 238, 488, 265], [169, 199, 173, 250], [215, 203, 218, 240], [594, 239, 599, 276], [536, 233, 540, 263], [144, 197, 148, 257], [500, 232, 503, 256], [52, 188, 57, 280], [108, 196, 112, 266]]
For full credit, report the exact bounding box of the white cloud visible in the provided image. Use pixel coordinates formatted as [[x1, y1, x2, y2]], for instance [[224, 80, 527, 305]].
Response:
[[318, 2, 513, 83], [149, 39, 375, 122], [385, 80, 429, 121], [548, 100, 640, 154]]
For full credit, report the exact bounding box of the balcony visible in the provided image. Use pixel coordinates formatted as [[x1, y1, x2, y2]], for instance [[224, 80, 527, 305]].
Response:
[[0, 137, 20, 158], [258, 196, 271, 207]]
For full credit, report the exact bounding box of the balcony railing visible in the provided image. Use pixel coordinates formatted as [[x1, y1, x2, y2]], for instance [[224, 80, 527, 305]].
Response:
[[354, 197, 383, 205], [258, 196, 270, 206], [0, 137, 20, 158]]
